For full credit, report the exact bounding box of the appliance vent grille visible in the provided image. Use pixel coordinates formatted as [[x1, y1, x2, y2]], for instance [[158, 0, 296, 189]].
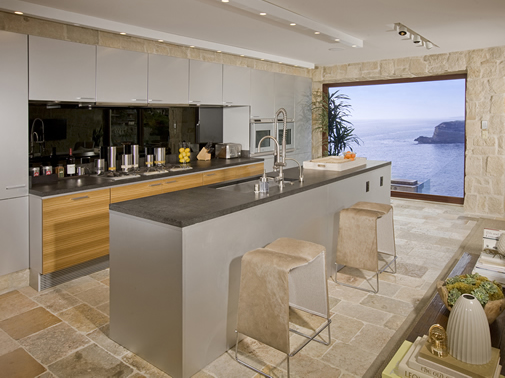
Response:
[[39, 256, 109, 291]]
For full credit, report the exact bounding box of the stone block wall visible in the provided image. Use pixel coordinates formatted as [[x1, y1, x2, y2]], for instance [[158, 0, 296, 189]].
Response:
[[312, 47, 505, 218]]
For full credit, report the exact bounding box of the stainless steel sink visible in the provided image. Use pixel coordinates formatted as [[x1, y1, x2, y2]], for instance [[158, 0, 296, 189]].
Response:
[[216, 176, 296, 193]]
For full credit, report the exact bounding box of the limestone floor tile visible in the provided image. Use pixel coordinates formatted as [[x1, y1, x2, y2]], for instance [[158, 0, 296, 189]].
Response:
[[122, 352, 173, 378], [0, 306, 61, 340], [328, 296, 341, 311], [327, 282, 369, 303], [235, 336, 286, 369], [96, 301, 110, 316], [58, 303, 109, 333], [393, 286, 429, 307], [289, 352, 342, 378], [0, 348, 46, 377], [202, 348, 258, 378], [20, 322, 91, 365], [288, 333, 335, 359], [128, 373, 147, 378], [57, 276, 102, 295], [48, 343, 134, 378], [320, 341, 377, 377], [379, 272, 425, 288], [101, 277, 110, 286], [86, 324, 129, 357], [360, 294, 413, 317], [333, 301, 390, 326], [0, 290, 38, 321], [333, 267, 366, 286], [357, 278, 402, 297], [192, 370, 215, 378], [0, 328, 18, 356], [74, 284, 109, 307], [395, 261, 429, 278], [17, 285, 39, 298], [329, 313, 364, 343], [38, 372, 57, 378], [349, 324, 395, 354], [383, 314, 407, 331], [33, 288, 81, 313], [89, 268, 109, 281]]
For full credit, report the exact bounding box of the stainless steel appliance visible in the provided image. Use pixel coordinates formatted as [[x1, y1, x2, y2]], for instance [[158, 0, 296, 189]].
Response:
[[154, 147, 166, 168], [216, 143, 242, 159], [107, 146, 117, 172], [131, 144, 140, 171], [95, 158, 105, 175], [250, 117, 294, 155]]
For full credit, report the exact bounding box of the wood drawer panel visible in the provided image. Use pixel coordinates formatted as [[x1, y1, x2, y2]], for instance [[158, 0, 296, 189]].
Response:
[[202, 163, 264, 185], [161, 173, 202, 193], [110, 179, 164, 203], [42, 188, 110, 274]]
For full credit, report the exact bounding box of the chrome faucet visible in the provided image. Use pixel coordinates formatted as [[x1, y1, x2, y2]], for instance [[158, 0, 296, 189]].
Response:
[[273, 108, 288, 183], [30, 118, 45, 157]]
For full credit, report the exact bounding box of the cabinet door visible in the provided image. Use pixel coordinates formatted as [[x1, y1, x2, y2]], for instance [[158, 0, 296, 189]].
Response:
[[96, 46, 148, 104], [294, 76, 312, 156], [0, 197, 29, 275], [189, 60, 223, 105], [250, 70, 275, 119], [29, 36, 96, 102], [148, 54, 189, 105], [42, 189, 110, 274], [161, 173, 203, 193], [223, 65, 250, 106], [0, 31, 28, 200], [202, 163, 264, 185], [275, 73, 295, 119], [110, 179, 165, 203]]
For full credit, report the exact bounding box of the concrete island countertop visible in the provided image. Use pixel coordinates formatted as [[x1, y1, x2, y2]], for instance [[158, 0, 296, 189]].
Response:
[[109, 160, 391, 228], [29, 157, 263, 197]]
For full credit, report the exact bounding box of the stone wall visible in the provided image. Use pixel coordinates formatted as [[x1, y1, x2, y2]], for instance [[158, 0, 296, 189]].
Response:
[[0, 11, 311, 78], [312, 47, 505, 217]]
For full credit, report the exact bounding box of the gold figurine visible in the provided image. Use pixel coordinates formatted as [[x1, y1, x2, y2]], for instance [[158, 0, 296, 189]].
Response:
[[428, 324, 448, 357]]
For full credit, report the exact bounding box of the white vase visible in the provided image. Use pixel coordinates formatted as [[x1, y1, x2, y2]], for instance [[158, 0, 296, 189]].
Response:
[[446, 293, 492, 364]]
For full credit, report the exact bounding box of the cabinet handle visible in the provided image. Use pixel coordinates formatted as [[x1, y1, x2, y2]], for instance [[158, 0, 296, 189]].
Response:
[[317, 164, 326, 167], [6, 184, 26, 190], [71, 195, 90, 201], [76, 97, 95, 100], [148, 99, 162, 102], [149, 183, 162, 187], [223, 101, 233, 104], [205, 173, 216, 177], [165, 180, 178, 184], [131, 99, 148, 102], [189, 100, 201, 104]]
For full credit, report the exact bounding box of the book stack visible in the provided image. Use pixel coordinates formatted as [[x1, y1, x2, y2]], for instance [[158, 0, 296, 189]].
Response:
[[395, 336, 501, 378], [472, 228, 505, 285]]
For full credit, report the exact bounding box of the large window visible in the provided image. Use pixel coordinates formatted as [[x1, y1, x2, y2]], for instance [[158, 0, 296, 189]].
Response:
[[326, 76, 466, 201]]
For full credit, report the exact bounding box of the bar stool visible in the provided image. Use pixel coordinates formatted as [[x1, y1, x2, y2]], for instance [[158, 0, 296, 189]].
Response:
[[235, 238, 331, 378], [335, 201, 397, 294]]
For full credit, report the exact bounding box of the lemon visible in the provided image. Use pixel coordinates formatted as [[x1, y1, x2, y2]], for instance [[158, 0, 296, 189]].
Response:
[[185, 157, 190, 162], [179, 148, 184, 153], [178, 154, 183, 159], [185, 148, 190, 153]]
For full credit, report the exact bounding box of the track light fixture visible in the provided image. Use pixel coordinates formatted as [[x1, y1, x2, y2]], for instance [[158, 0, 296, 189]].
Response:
[[393, 23, 437, 50]]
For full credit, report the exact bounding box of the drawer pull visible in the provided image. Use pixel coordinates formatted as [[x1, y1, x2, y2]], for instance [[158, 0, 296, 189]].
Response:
[[165, 180, 178, 184], [205, 173, 216, 177], [6, 184, 26, 190], [76, 97, 95, 100], [149, 183, 162, 187], [317, 164, 326, 167], [71, 195, 90, 201]]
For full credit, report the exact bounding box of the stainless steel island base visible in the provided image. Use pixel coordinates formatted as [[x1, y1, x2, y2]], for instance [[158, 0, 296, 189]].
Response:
[[109, 163, 391, 378]]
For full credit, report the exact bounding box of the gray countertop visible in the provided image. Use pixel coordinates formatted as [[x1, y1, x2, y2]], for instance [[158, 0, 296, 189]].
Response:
[[29, 157, 263, 197], [109, 160, 391, 228]]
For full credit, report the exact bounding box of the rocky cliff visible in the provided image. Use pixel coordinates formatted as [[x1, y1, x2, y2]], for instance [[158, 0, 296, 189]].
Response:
[[415, 120, 465, 144]]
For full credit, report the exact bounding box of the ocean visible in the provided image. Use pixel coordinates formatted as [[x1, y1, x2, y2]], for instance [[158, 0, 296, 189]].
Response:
[[347, 118, 465, 198]]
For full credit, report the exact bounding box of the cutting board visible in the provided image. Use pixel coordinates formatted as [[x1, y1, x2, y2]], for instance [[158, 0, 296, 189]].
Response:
[[303, 156, 367, 171]]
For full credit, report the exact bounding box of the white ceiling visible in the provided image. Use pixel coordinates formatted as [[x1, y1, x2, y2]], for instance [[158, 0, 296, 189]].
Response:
[[1, 0, 505, 68]]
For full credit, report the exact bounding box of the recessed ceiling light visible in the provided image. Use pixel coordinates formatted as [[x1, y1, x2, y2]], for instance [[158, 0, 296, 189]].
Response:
[[190, 45, 195, 48], [158, 39, 164, 42], [14, 11, 23, 15], [314, 31, 320, 35], [352, 44, 357, 48], [217, 50, 222, 53], [278, 62, 282, 64], [261, 58, 265, 61], [120, 32, 127, 35], [222, 0, 229, 2], [240, 54, 245, 57], [290, 23, 296, 26], [259, 12, 267, 16], [334, 38, 340, 42]]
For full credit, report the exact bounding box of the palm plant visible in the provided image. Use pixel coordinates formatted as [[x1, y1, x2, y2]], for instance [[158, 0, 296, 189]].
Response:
[[312, 89, 361, 156]]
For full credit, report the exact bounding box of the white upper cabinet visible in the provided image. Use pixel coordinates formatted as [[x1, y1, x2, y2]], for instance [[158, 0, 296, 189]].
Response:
[[96, 46, 148, 104], [222, 65, 250, 106], [274, 73, 295, 119], [250, 70, 275, 119], [148, 54, 189, 105], [189, 60, 222, 105], [294, 76, 313, 155], [0, 31, 28, 199], [29, 36, 96, 102]]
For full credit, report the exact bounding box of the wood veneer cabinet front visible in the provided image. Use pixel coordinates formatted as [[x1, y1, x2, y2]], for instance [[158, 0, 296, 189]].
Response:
[[110, 179, 165, 204], [42, 188, 110, 274], [161, 173, 203, 193], [202, 163, 264, 185]]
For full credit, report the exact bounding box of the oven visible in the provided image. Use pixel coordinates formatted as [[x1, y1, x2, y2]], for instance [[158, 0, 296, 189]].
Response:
[[250, 118, 294, 155]]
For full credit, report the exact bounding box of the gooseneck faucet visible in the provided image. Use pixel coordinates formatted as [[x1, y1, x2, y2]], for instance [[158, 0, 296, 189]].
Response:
[[273, 108, 288, 183], [30, 118, 45, 157]]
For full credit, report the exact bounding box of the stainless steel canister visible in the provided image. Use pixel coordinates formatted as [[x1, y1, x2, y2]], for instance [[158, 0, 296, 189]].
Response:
[[145, 154, 154, 167], [131, 145, 140, 170], [154, 147, 166, 166], [95, 158, 106, 175], [121, 154, 132, 172], [107, 146, 117, 171]]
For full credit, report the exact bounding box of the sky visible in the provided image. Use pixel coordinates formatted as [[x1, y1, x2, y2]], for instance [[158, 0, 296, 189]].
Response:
[[329, 78, 466, 121]]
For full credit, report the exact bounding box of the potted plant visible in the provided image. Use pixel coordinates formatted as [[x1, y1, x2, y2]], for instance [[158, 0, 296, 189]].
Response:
[[437, 273, 505, 323], [312, 89, 361, 157]]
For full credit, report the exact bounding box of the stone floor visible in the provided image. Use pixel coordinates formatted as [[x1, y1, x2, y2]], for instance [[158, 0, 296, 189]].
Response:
[[0, 198, 479, 378]]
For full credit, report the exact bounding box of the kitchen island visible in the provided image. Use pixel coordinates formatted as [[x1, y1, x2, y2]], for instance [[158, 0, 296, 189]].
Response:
[[108, 160, 391, 378]]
